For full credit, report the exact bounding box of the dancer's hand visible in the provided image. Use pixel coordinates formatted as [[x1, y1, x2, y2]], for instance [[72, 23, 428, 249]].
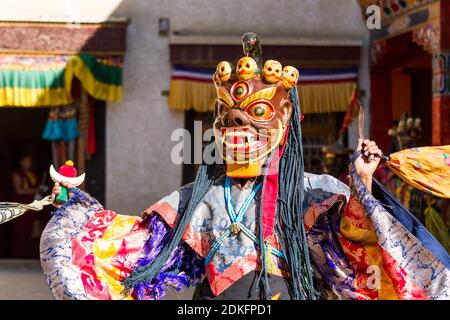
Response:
[[354, 138, 382, 192], [51, 182, 75, 208]]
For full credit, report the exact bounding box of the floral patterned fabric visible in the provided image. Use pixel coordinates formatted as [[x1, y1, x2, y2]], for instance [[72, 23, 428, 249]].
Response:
[[306, 165, 450, 300], [40, 189, 203, 300], [387, 145, 450, 198], [40, 168, 450, 300]]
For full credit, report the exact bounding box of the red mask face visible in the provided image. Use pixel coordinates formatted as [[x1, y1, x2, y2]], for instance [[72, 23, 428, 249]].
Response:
[[213, 59, 299, 165]]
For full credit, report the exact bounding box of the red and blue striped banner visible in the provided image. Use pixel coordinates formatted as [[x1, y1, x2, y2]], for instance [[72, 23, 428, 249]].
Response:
[[171, 64, 358, 85]]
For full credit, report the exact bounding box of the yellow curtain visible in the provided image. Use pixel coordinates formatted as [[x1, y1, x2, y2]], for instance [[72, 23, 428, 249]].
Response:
[[387, 145, 450, 199], [168, 78, 357, 114], [0, 53, 123, 107], [168, 79, 216, 112], [299, 82, 357, 114]]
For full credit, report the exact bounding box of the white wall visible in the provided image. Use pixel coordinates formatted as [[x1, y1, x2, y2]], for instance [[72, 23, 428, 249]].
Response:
[[0, 0, 124, 22]]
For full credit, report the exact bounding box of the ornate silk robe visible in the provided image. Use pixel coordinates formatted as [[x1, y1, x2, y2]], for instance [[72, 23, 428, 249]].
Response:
[[40, 164, 450, 300]]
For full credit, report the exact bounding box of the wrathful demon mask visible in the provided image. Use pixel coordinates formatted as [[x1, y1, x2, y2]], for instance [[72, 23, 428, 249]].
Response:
[[212, 33, 300, 178], [123, 33, 315, 300]]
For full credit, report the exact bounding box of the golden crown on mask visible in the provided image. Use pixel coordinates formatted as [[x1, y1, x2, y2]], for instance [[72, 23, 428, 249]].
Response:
[[213, 57, 300, 90]]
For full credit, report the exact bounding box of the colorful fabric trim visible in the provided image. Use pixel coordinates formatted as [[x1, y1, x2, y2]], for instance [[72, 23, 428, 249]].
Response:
[[305, 167, 450, 300], [338, 196, 410, 299], [371, 177, 450, 269], [42, 118, 79, 141], [40, 169, 450, 300], [349, 164, 450, 299], [168, 65, 357, 114], [40, 189, 202, 300], [42, 105, 79, 142], [40, 189, 102, 299], [171, 65, 357, 84], [132, 215, 204, 300], [299, 67, 358, 84], [376, 163, 449, 254], [387, 145, 450, 199], [0, 53, 123, 107], [306, 200, 358, 299]]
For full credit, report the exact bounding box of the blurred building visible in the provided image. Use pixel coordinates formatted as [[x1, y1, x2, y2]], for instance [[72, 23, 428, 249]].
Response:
[[357, 0, 450, 254], [0, 0, 369, 258], [358, 0, 450, 151]]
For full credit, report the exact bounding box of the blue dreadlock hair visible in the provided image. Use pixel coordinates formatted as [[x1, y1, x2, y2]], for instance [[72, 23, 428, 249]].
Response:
[[274, 86, 316, 299], [122, 162, 220, 292], [255, 86, 316, 300], [123, 87, 316, 300]]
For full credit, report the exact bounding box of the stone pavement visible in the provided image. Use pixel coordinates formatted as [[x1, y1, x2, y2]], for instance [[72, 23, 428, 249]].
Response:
[[0, 259, 52, 300], [0, 259, 193, 300]]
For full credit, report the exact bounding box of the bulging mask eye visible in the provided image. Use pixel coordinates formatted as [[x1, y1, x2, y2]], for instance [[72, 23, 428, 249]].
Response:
[[231, 81, 250, 101], [245, 101, 274, 121]]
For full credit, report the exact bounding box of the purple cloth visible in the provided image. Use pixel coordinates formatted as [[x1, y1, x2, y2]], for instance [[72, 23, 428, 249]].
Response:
[[131, 215, 204, 300]]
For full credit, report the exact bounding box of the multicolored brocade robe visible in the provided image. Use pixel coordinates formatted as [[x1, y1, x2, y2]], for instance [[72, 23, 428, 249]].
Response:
[[39, 186, 204, 300], [40, 165, 450, 300]]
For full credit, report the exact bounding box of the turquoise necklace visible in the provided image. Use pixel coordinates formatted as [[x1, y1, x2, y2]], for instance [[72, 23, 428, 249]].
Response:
[[204, 177, 284, 267]]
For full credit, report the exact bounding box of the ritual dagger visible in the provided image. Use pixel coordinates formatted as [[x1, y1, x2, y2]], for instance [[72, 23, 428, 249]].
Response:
[[358, 105, 390, 162]]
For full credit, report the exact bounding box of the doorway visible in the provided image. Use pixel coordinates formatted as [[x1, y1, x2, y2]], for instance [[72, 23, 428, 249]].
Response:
[[370, 32, 433, 150], [0, 98, 106, 259], [0, 107, 53, 258]]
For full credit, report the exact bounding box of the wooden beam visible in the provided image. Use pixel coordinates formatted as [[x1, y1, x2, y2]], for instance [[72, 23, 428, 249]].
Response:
[[0, 21, 128, 55], [170, 44, 361, 66]]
